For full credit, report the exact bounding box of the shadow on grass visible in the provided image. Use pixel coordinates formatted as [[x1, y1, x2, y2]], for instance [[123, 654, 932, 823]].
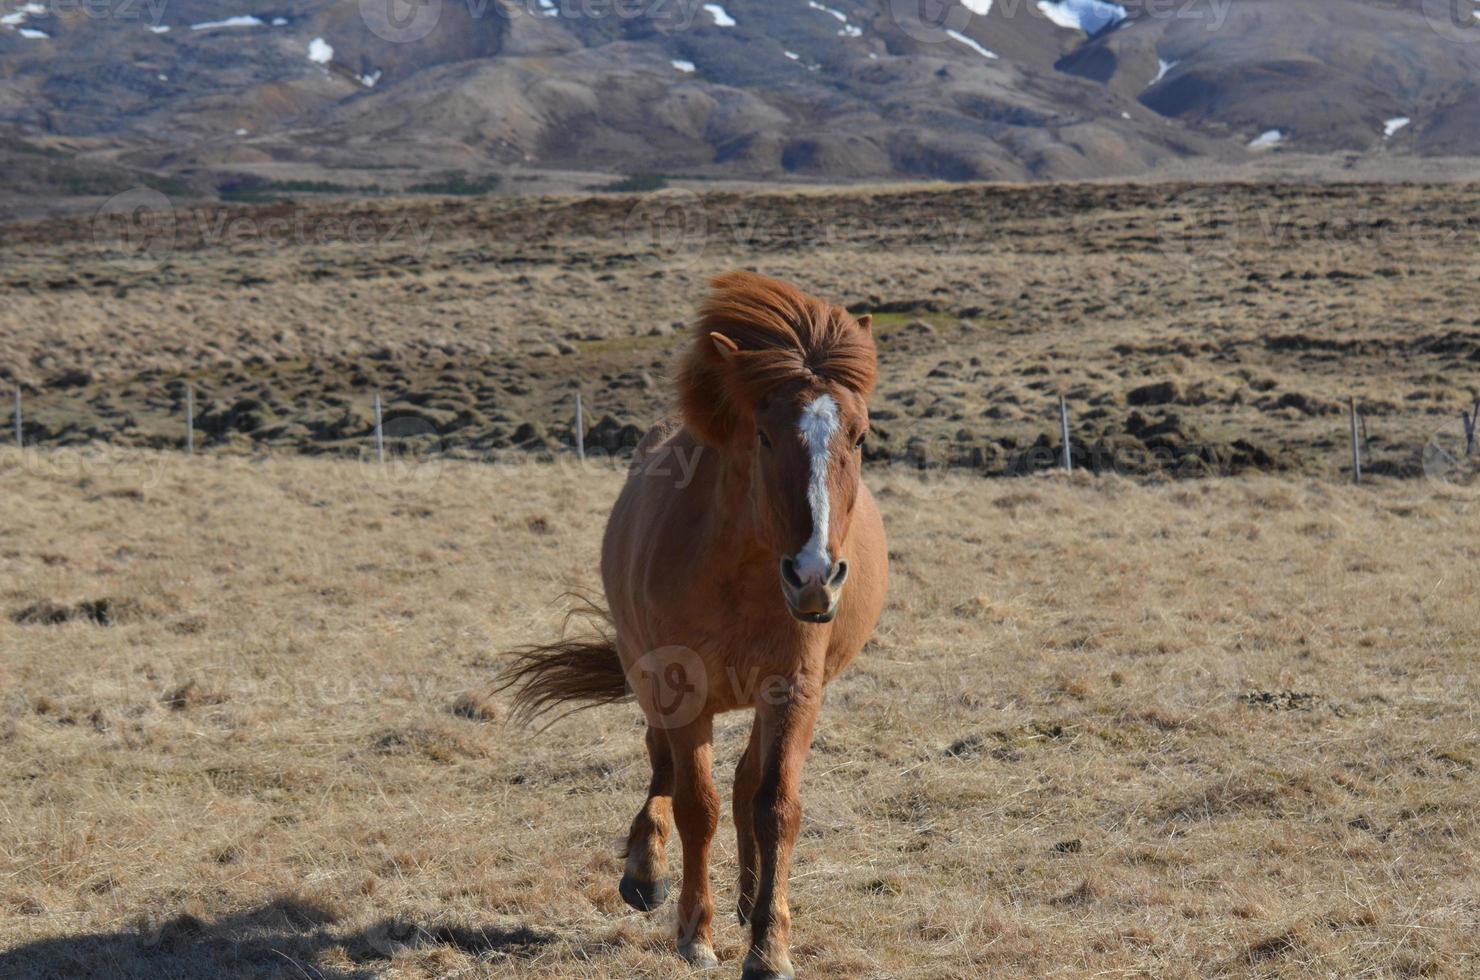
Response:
[[0, 896, 557, 979]]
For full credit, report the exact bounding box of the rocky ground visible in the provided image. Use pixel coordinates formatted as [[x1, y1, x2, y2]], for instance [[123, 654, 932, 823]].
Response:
[[2, 181, 1479, 482]]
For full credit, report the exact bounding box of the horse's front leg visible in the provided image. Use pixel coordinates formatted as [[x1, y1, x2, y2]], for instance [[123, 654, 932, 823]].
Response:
[[733, 722, 763, 926], [743, 676, 822, 980], [669, 714, 721, 967]]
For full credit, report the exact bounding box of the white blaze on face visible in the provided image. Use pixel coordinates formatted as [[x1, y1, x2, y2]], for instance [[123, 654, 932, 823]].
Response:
[[795, 394, 840, 582]]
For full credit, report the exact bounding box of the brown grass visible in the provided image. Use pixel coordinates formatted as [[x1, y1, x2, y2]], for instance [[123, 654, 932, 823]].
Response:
[[0, 447, 1475, 977]]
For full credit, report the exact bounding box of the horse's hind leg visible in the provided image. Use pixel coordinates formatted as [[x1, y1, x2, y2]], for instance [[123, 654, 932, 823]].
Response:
[[620, 725, 674, 912]]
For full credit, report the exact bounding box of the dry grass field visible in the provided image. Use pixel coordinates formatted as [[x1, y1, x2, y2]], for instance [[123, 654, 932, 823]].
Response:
[[1, 180, 1478, 977], [1, 447, 1476, 978]]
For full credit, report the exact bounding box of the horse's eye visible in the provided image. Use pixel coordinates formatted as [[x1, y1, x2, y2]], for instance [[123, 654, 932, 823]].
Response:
[[758, 430, 772, 450], [854, 431, 866, 449]]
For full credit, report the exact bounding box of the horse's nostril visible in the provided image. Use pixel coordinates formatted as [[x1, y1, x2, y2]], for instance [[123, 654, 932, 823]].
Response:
[[829, 560, 849, 587], [780, 557, 803, 589]]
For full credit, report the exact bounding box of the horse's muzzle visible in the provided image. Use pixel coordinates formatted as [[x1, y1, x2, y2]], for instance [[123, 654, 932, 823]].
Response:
[[779, 556, 848, 624]]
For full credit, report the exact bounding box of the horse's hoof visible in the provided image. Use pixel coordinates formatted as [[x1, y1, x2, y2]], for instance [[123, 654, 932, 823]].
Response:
[[679, 941, 720, 969], [677, 941, 719, 971], [741, 952, 795, 980], [618, 872, 669, 912]]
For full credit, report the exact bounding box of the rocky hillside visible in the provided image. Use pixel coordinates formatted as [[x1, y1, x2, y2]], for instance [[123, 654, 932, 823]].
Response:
[[2, 0, 1478, 213]]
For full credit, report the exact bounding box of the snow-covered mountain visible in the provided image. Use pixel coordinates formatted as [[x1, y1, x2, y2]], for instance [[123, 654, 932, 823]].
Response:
[[2, 0, 1478, 210]]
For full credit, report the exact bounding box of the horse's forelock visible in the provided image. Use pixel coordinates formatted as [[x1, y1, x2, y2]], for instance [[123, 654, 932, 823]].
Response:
[[677, 273, 875, 444]]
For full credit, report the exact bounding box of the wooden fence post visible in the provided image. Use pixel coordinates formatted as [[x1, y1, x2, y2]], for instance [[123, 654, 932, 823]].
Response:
[[1349, 396, 1362, 485], [373, 393, 384, 465], [574, 390, 585, 462], [1464, 400, 1477, 457], [1058, 395, 1072, 473]]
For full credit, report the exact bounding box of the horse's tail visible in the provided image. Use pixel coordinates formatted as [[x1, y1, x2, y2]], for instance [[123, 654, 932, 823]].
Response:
[[496, 595, 632, 726]]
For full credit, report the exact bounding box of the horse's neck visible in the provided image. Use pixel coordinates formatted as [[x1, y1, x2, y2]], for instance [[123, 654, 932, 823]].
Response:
[[693, 439, 765, 562]]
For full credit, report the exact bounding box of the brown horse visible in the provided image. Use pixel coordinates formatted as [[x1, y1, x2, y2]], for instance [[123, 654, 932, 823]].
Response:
[[502, 272, 887, 979]]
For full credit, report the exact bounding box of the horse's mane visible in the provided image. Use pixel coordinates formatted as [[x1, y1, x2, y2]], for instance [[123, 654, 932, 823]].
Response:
[[676, 272, 876, 445]]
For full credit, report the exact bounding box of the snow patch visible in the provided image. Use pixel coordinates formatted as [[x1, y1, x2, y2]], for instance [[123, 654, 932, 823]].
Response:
[[359, 70, 381, 88], [17, 26, 45, 37], [191, 15, 265, 30], [157, 73, 168, 81], [1248, 129, 1284, 149], [703, 3, 735, 26], [2, 2, 45, 23], [1148, 57, 1178, 88], [806, 2, 861, 36], [1036, 0, 1125, 35], [1383, 116, 1410, 138], [784, 49, 800, 60], [1, 1, 44, 23], [807, 1, 847, 23], [307, 37, 333, 64], [962, 0, 993, 13], [148, 24, 170, 33], [271, 16, 286, 25], [672, 58, 696, 72], [235, 128, 248, 136], [537, 0, 558, 16], [946, 28, 997, 59]]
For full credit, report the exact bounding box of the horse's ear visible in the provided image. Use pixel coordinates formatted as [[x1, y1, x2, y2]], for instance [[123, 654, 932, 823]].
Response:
[[855, 313, 873, 333], [709, 332, 739, 359], [680, 332, 740, 446]]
